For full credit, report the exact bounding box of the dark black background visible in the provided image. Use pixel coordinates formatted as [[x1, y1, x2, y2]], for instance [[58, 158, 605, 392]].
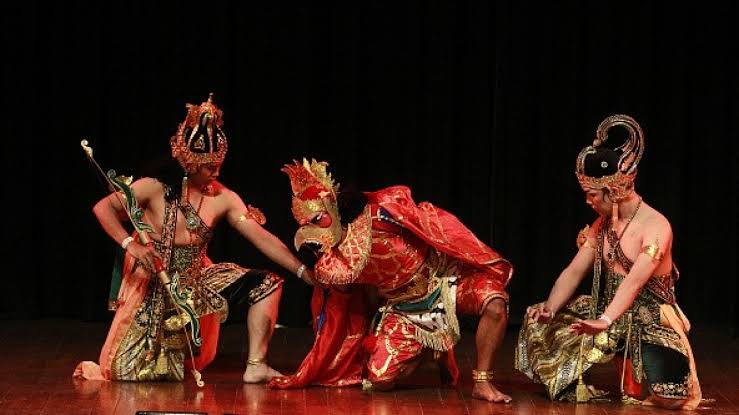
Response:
[[4, 1, 737, 330]]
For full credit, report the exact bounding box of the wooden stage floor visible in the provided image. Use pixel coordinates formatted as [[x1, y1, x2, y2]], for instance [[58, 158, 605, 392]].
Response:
[[0, 319, 735, 414]]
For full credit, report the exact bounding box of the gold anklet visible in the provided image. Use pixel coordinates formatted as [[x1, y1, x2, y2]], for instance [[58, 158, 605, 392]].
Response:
[[472, 369, 494, 382], [247, 357, 265, 366]]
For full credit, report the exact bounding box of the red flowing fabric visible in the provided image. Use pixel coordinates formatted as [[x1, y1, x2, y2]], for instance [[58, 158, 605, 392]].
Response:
[[184, 313, 220, 372], [368, 186, 512, 282], [613, 356, 643, 399], [268, 286, 370, 388]]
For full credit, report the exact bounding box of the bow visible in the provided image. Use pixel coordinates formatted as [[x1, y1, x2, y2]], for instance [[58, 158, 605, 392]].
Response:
[[81, 139, 205, 387]]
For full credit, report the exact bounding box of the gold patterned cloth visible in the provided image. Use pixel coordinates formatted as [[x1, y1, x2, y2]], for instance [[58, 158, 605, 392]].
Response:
[[516, 295, 596, 400], [109, 247, 249, 381], [516, 288, 700, 407]]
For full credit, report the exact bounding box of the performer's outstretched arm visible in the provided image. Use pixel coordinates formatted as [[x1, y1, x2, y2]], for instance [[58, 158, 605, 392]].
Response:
[[536, 244, 596, 319], [224, 190, 315, 285], [529, 219, 599, 323]]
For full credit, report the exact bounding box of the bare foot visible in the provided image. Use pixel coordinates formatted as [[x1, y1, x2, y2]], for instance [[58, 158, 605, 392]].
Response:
[[243, 362, 283, 383], [471, 382, 512, 403]]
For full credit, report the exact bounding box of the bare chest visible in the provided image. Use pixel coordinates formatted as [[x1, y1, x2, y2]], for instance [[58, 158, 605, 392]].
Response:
[[603, 227, 642, 265], [602, 222, 671, 274], [144, 195, 228, 245]]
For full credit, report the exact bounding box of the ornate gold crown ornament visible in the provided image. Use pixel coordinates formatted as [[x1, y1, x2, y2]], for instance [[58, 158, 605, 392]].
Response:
[[170, 93, 228, 172], [575, 114, 645, 202]]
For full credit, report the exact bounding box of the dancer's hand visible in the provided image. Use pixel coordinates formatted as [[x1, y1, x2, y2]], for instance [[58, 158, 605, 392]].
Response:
[[127, 241, 162, 273], [526, 304, 555, 324], [570, 319, 608, 335], [299, 269, 319, 287]]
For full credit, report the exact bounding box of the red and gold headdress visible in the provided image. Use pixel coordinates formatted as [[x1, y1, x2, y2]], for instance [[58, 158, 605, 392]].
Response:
[[575, 114, 644, 202], [282, 159, 342, 252], [170, 93, 228, 173]]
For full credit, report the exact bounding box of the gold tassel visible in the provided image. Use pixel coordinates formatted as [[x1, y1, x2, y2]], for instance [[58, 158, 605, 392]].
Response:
[[575, 335, 591, 402], [620, 312, 637, 403], [611, 203, 619, 232], [154, 347, 169, 375], [414, 277, 460, 351]]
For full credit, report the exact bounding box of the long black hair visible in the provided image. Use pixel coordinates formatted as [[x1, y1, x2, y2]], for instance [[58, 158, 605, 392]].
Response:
[[582, 147, 620, 178], [141, 155, 185, 202], [337, 189, 368, 225]]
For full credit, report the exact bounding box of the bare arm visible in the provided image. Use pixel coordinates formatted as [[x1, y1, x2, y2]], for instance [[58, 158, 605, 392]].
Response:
[[528, 219, 599, 323], [93, 193, 134, 247], [544, 245, 596, 313], [225, 191, 313, 284], [528, 244, 596, 323], [571, 220, 672, 335], [601, 224, 671, 322], [92, 177, 162, 270]]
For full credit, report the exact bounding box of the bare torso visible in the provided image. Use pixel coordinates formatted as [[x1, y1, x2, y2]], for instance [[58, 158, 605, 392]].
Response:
[[591, 201, 674, 276], [128, 178, 236, 246]]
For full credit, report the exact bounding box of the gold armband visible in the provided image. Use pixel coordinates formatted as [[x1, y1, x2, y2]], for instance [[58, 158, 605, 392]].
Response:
[[641, 240, 664, 262], [576, 225, 594, 249], [236, 204, 267, 225]]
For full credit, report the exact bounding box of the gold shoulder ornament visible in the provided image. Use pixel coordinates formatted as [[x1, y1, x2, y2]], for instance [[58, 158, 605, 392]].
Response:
[[237, 204, 267, 225], [576, 224, 594, 250]]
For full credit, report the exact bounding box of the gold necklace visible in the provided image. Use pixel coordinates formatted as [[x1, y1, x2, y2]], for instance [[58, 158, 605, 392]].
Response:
[[185, 189, 207, 279], [606, 197, 642, 267], [185, 190, 205, 232]]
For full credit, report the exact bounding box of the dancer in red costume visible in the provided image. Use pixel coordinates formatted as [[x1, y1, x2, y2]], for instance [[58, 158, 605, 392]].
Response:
[[269, 159, 513, 402]]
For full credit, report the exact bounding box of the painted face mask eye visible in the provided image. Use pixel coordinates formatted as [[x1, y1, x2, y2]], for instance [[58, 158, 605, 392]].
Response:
[[311, 212, 333, 228]]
